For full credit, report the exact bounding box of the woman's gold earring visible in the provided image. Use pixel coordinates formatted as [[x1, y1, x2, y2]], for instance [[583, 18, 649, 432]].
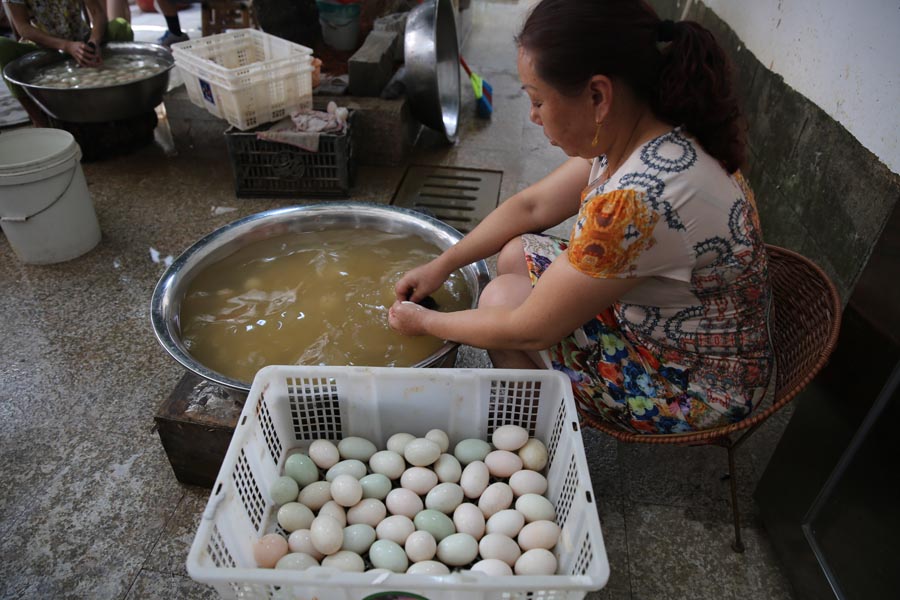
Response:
[[591, 121, 603, 147]]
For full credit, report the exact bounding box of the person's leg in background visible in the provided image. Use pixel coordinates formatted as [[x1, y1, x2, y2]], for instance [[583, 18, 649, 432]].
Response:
[[155, 0, 189, 46], [0, 37, 49, 127], [106, 0, 131, 23]]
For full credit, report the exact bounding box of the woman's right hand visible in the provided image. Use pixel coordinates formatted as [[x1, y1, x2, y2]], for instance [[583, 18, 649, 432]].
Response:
[[395, 260, 450, 304], [64, 41, 101, 67]]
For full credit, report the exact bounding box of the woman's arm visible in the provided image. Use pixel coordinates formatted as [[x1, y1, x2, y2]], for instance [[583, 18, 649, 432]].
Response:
[[83, 0, 107, 47], [396, 157, 592, 302], [6, 3, 100, 65], [390, 251, 643, 350]]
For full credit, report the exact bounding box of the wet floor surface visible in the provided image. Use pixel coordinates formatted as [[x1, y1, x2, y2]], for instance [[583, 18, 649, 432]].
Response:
[[0, 2, 796, 598]]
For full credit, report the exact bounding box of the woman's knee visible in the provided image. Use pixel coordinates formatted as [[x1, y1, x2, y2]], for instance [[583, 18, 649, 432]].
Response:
[[496, 237, 528, 276], [479, 273, 533, 309]]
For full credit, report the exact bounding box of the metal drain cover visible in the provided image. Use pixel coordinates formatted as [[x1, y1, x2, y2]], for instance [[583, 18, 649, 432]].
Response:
[[392, 166, 502, 233]]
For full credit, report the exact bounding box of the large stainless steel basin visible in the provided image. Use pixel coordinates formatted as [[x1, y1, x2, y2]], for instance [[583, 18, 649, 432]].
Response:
[[150, 203, 490, 392], [404, 0, 460, 141], [3, 42, 174, 122]]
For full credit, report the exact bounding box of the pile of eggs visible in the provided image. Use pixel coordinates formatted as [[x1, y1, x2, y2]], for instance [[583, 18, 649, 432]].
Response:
[[255, 425, 561, 577], [29, 55, 169, 89]]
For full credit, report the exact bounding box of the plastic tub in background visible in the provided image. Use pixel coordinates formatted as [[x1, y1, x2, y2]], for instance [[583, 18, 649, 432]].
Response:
[[186, 365, 609, 599], [0, 128, 100, 264], [316, 0, 362, 51]]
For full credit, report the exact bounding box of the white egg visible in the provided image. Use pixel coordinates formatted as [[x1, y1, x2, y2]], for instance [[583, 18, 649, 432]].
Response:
[[485, 509, 525, 538], [287, 529, 324, 560], [433, 454, 462, 483], [330, 474, 363, 507], [514, 548, 557, 575], [308, 439, 340, 469], [484, 450, 523, 478], [517, 438, 549, 471], [337, 437, 377, 461], [436, 533, 479, 566], [452, 503, 486, 540], [386, 432, 416, 454], [404, 530, 437, 562], [276, 502, 315, 532], [325, 459, 367, 481], [376, 514, 416, 545], [515, 493, 556, 523], [297, 481, 332, 511], [341, 523, 376, 555], [274, 552, 319, 570], [508, 470, 548, 497], [406, 560, 450, 574], [320, 550, 365, 572], [478, 533, 522, 567], [517, 520, 561, 551], [424, 482, 464, 514], [369, 450, 406, 479], [491, 424, 529, 451], [346, 498, 387, 527], [400, 467, 438, 495], [425, 428, 450, 452], [385, 488, 424, 519], [318, 500, 347, 527], [310, 515, 344, 555], [404, 438, 442, 467], [460, 461, 490, 499], [469, 558, 513, 576], [478, 482, 514, 518]]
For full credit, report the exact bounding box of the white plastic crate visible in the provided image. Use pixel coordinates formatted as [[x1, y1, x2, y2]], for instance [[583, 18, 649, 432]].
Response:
[[187, 366, 609, 599], [171, 29, 314, 130]]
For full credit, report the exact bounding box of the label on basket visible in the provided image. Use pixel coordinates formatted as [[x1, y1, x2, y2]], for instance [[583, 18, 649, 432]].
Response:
[[199, 78, 215, 105]]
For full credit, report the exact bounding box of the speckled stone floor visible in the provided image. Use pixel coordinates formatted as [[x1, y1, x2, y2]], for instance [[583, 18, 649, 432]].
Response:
[[0, 2, 796, 599]]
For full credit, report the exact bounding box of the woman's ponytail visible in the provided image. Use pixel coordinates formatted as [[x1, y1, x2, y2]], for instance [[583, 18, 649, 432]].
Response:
[[655, 21, 746, 173], [517, 0, 747, 174]]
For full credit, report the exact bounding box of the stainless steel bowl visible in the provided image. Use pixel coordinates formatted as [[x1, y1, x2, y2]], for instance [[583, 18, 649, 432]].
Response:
[[150, 203, 491, 392], [404, 0, 460, 141], [3, 42, 174, 123]]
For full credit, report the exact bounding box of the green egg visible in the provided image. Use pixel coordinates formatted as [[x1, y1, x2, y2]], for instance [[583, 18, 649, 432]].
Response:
[[453, 438, 492, 466], [413, 509, 456, 542], [368, 539, 408, 573], [359, 473, 392, 500], [284, 453, 319, 486], [270, 475, 300, 505]]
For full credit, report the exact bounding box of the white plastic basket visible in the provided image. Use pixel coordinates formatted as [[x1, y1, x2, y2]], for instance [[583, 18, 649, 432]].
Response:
[[187, 366, 609, 599], [171, 29, 314, 130]]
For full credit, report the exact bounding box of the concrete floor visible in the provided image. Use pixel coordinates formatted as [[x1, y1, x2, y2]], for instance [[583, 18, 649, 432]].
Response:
[[0, 1, 797, 598]]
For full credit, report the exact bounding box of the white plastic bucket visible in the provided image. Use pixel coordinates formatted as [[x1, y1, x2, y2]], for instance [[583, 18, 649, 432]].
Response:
[[0, 128, 100, 264], [317, 1, 361, 51]]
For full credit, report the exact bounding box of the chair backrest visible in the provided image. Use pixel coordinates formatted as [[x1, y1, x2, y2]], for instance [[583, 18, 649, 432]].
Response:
[[766, 244, 843, 407], [579, 244, 843, 443]]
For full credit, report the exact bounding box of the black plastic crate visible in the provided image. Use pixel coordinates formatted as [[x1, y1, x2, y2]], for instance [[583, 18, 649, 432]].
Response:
[[224, 117, 354, 198]]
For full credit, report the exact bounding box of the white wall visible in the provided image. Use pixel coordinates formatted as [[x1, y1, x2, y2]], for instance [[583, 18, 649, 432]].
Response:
[[695, 0, 900, 174]]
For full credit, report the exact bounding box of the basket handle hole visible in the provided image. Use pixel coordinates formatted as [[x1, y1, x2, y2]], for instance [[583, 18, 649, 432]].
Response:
[[571, 421, 579, 432], [241, 415, 248, 426], [585, 490, 593, 504]]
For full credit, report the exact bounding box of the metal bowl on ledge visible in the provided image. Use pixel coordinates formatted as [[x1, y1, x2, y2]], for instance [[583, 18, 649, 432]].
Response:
[[404, 0, 460, 141], [2, 42, 174, 123], [150, 203, 491, 393]]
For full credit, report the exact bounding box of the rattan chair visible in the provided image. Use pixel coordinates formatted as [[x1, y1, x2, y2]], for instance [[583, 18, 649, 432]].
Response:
[[579, 244, 842, 552]]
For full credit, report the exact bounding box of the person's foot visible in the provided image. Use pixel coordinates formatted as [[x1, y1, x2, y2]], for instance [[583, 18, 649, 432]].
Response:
[[157, 31, 189, 47]]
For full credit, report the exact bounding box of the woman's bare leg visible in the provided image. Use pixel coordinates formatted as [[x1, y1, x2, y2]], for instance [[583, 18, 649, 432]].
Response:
[[479, 237, 545, 369]]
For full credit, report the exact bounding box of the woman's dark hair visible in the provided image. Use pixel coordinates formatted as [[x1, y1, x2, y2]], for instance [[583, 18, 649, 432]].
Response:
[[516, 0, 746, 173]]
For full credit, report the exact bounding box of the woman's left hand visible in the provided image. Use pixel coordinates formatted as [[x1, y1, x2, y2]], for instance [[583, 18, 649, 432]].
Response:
[[388, 301, 431, 336]]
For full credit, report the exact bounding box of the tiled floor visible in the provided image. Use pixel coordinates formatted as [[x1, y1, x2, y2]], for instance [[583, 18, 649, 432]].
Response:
[[0, 1, 796, 598]]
